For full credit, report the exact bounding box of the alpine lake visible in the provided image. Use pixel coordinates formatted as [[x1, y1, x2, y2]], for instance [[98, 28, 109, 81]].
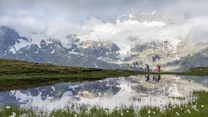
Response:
[[0, 75, 208, 117]]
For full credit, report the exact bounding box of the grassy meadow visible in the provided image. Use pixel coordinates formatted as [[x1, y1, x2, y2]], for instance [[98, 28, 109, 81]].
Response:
[[0, 91, 207, 117]]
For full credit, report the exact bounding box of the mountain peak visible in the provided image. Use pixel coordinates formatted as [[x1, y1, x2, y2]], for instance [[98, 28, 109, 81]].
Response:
[[0, 26, 21, 50]]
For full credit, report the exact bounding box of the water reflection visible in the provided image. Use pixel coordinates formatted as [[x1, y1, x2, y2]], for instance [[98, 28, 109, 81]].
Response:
[[0, 75, 207, 111], [145, 74, 150, 81], [146, 75, 161, 82]]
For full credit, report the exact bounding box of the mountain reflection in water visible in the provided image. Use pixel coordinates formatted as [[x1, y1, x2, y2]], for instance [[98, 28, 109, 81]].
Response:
[[0, 75, 207, 111]]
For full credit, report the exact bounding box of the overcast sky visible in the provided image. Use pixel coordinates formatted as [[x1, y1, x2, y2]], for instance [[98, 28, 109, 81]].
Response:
[[1, 0, 208, 22], [0, 0, 208, 49]]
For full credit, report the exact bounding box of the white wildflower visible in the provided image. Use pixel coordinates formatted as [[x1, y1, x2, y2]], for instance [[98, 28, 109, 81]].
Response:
[[187, 109, 191, 113], [121, 112, 124, 116], [176, 112, 179, 116], [9, 112, 16, 117], [6, 106, 11, 109], [148, 110, 151, 114], [192, 105, 196, 109]]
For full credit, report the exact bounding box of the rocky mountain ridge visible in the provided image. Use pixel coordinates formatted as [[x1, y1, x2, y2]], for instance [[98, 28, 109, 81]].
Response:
[[0, 26, 208, 71]]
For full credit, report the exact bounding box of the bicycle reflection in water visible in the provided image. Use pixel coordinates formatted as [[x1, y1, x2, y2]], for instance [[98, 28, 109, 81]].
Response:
[[146, 74, 161, 82]]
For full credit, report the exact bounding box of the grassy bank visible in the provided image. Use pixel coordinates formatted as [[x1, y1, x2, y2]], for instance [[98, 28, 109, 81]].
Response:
[[0, 58, 208, 91], [0, 91, 207, 117], [0, 59, 144, 91], [159, 67, 208, 76]]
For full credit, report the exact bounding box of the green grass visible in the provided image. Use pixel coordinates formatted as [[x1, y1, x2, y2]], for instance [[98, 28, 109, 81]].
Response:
[[0, 91, 208, 117], [0, 58, 208, 91], [186, 67, 208, 76], [0, 58, 145, 91]]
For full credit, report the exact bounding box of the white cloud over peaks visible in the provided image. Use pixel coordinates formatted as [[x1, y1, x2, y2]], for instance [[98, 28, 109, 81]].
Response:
[[1, 0, 208, 44], [78, 16, 167, 44], [0, 15, 81, 48], [1, 11, 208, 55], [0, 0, 208, 58], [79, 15, 208, 44], [0, 16, 46, 36], [76, 16, 167, 57], [73, 15, 208, 57]]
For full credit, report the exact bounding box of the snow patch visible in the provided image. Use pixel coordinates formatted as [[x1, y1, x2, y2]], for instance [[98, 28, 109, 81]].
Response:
[[45, 39, 53, 46], [94, 63, 98, 68], [68, 49, 79, 55], [51, 86, 55, 92], [118, 45, 131, 61], [51, 49, 55, 54], [9, 39, 31, 54]]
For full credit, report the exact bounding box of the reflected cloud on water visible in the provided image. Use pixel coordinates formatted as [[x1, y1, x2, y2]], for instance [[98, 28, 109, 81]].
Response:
[[0, 75, 207, 111]]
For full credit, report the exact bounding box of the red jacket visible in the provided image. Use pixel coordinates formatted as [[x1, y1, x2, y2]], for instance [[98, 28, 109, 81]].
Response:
[[157, 65, 161, 69]]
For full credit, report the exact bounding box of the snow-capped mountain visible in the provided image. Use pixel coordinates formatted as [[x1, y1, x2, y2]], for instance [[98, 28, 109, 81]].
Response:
[[1, 25, 208, 71], [125, 39, 208, 71], [0, 26, 134, 70]]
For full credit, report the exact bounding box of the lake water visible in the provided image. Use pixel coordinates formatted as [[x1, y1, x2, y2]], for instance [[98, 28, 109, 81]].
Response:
[[0, 75, 208, 112]]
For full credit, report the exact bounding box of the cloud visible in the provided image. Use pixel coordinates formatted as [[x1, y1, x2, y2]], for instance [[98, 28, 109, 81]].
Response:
[[0, 0, 208, 50], [1, 0, 208, 21], [0, 16, 46, 36]]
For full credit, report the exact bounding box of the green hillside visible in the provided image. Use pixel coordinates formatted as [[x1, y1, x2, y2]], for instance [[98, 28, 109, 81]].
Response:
[[0, 59, 142, 91], [0, 58, 208, 91]]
